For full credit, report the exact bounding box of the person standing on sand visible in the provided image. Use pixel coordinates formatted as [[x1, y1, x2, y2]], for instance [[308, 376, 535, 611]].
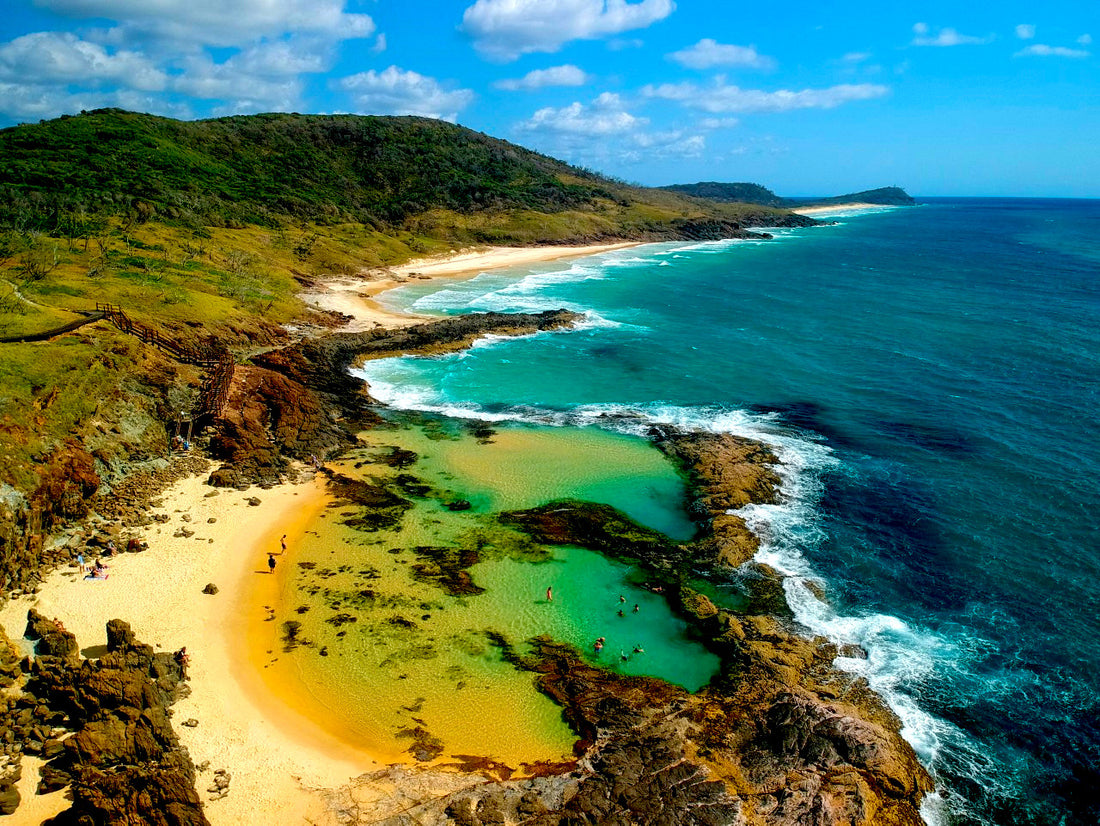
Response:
[[280, 534, 287, 554], [268, 553, 276, 574], [546, 585, 553, 602], [77, 553, 84, 574]]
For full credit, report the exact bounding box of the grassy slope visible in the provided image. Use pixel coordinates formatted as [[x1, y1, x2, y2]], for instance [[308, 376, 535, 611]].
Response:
[[0, 109, 801, 498]]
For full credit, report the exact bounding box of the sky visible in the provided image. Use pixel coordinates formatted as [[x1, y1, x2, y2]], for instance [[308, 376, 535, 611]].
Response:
[[1, 1, 1097, 197]]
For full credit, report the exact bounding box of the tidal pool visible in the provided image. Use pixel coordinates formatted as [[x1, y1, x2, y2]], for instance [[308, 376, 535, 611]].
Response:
[[259, 420, 719, 768]]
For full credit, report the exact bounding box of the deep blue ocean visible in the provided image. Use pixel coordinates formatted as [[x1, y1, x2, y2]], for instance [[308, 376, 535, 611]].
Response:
[[358, 199, 1100, 825]]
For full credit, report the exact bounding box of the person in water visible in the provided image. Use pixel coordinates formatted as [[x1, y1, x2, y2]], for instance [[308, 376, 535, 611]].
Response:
[[546, 585, 553, 602], [593, 639, 604, 653]]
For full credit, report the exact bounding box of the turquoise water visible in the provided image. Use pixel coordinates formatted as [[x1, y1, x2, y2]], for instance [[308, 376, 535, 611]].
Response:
[[276, 423, 716, 764], [359, 199, 1100, 825]]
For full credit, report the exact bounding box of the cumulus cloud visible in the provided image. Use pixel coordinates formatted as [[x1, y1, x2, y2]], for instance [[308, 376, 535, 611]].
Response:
[[516, 93, 703, 166], [462, 0, 675, 61], [1015, 24, 1036, 40], [0, 31, 166, 90], [668, 38, 774, 70], [173, 51, 309, 113], [642, 79, 889, 114], [911, 23, 993, 47], [518, 91, 643, 135], [337, 66, 474, 122], [1078, 34, 1092, 45], [494, 64, 590, 91], [38, 0, 374, 48], [1015, 43, 1090, 58], [0, 80, 189, 121]]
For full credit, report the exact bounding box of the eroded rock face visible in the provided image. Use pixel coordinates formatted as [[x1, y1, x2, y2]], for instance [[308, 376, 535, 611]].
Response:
[[208, 311, 580, 487]]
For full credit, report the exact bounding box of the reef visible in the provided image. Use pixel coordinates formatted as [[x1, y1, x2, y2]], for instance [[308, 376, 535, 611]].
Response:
[[306, 428, 932, 826]]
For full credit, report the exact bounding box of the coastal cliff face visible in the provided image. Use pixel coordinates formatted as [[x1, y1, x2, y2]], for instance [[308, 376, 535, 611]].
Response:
[[205, 310, 581, 487]]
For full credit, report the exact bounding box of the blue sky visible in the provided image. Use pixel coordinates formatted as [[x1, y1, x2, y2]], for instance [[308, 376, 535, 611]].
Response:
[[1, 1, 1096, 197]]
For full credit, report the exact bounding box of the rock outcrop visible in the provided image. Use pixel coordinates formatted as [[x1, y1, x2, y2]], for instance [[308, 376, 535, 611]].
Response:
[[16, 614, 208, 826], [207, 310, 581, 487]]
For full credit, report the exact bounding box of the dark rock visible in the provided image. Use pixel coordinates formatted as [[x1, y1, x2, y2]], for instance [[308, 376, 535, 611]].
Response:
[[0, 784, 19, 815], [396, 726, 444, 762], [202, 583, 218, 595], [408, 546, 484, 596], [24, 610, 79, 661], [105, 619, 136, 652], [25, 619, 208, 826], [446, 500, 472, 512]]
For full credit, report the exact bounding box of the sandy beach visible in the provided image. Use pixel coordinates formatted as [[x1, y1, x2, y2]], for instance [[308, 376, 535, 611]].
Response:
[[0, 468, 383, 824], [0, 242, 637, 824], [299, 242, 638, 330], [790, 202, 898, 217]]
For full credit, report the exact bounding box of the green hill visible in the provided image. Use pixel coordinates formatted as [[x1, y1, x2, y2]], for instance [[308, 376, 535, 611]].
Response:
[[660, 181, 915, 208], [0, 109, 807, 238], [658, 181, 785, 207]]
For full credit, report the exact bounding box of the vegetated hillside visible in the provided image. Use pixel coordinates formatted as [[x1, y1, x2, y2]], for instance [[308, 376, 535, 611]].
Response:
[[658, 182, 785, 207], [0, 109, 806, 237], [783, 186, 916, 206], [661, 181, 915, 207]]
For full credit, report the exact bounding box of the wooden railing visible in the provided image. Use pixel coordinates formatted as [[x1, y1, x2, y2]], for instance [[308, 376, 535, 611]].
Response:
[[95, 303, 234, 422]]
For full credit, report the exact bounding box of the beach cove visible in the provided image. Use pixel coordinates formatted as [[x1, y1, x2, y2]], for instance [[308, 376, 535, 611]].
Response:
[[1, 233, 933, 825]]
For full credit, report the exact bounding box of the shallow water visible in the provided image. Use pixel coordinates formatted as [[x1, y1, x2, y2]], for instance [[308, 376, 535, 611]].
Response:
[[263, 420, 717, 766], [361, 199, 1100, 824]]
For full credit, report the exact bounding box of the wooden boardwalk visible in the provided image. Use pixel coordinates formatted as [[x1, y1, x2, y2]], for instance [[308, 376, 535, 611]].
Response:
[[96, 303, 234, 423]]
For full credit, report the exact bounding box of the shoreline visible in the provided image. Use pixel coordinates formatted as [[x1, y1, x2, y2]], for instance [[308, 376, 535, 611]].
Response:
[[0, 236, 933, 823], [299, 241, 640, 330], [790, 201, 901, 216], [0, 469, 378, 824]]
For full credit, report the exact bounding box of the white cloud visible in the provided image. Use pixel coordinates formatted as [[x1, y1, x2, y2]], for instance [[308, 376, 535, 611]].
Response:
[[38, 0, 374, 48], [1015, 24, 1036, 40], [462, 0, 674, 61], [516, 93, 703, 166], [495, 64, 590, 91], [620, 129, 704, 162], [841, 51, 872, 63], [518, 91, 643, 135], [911, 25, 994, 47], [698, 116, 739, 129], [1015, 43, 1090, 58], [173, 52, 306, 112], [642, 79, 889, 113], [668, 38, 775, 70], [0, 80, 188, 121], [1078, 34, 1093, 45], [0, 31, 166, 90], [337, 66, 474, 122], [372, 33, 387, 54]]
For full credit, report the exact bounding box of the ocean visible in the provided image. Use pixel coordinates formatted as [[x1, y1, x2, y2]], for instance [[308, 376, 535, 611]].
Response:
[[357, 198, 1100, 825]]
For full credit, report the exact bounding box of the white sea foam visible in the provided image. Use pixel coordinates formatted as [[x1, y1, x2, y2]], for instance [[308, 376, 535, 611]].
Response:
[[356, 229, 988, 825]]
